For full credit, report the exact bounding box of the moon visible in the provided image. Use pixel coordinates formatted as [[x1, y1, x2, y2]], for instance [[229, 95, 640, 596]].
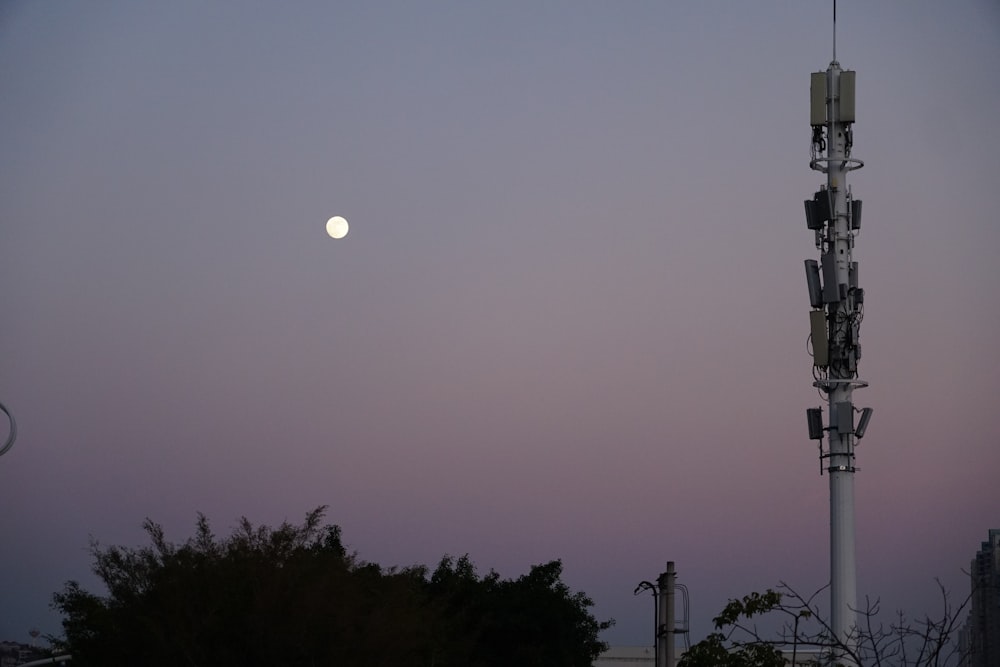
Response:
[[326, 215, 349, 239]]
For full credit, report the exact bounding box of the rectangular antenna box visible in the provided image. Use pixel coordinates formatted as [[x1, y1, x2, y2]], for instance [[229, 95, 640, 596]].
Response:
[[834, 401, 854, 434], [821, 252, 841, 303], [839, 71, 856, 122], [807, 408, 824, 440], [810, 310, 829, 367], [810, 72, 827, 126], [805, 260, 823, 308]]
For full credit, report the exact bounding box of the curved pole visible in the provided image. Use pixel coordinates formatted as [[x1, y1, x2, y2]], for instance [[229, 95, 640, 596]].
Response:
[[0, 401, 16, 458], [634, 581, 659, 667]]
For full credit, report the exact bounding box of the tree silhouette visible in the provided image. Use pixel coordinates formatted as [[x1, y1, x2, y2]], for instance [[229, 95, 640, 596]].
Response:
[[52, 507, 611, 667]]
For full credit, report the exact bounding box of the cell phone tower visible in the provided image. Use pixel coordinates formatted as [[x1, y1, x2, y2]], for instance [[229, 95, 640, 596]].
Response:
[[802, 3, 874, 664]]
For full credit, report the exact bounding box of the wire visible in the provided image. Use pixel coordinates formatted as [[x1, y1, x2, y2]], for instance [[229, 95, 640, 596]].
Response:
[[812, 126, 826, 153], [676, 583, 691, 650]]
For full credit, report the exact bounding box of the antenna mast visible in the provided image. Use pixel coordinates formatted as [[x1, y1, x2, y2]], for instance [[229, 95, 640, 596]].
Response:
[[802, 4, 872, 665]]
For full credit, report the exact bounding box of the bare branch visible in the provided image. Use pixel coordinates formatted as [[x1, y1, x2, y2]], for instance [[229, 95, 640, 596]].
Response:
[[682, 578, 972, 667]]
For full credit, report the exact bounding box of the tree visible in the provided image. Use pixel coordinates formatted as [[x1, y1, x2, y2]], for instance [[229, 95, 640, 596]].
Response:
[[678, 582, 971, 667], [428, 557, 613, 667], [52, 507, 611, 667]]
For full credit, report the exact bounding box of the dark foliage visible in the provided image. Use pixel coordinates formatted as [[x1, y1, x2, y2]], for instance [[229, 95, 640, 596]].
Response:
[[52, 507, 612, 667]]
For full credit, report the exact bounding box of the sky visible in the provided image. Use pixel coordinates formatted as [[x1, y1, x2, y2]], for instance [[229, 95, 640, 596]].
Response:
[[1, 0, 998, 649]]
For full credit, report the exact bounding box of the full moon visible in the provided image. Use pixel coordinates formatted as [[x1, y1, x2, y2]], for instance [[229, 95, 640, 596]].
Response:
[[326, 215, 349, 239]]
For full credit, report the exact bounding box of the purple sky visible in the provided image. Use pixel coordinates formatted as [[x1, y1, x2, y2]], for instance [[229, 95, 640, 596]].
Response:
[[1, 1, 998, 647]]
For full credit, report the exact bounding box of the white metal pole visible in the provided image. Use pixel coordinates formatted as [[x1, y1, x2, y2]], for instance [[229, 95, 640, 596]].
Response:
[[656, 563, 676, 667], [825, 61, 858, 664], [807, 28, 868, 661], [806, 53, 870, 663]]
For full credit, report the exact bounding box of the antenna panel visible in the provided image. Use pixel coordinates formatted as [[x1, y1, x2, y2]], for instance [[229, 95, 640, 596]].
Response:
[[807, 408, 824, 440], [834, 401, 854, 434], [810, 72, 827, 126], [821, 252, 841, 303], [856, 408, 873, 438], [804, 200, 820, 230], [839, 71, 856, 122], [805, 259, 823, 308], [815, 190, 831, 222], [810, 310, 829, 367]]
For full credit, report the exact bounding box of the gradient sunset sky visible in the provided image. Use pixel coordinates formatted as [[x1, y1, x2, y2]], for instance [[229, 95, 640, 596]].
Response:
[[1, 1, 998, 647]]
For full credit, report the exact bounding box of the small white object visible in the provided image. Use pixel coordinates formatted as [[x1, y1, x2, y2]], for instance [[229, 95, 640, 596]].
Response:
[[326, 215, 349, 239]]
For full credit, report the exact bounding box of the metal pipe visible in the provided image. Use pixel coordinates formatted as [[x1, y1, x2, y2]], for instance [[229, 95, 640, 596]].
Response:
[[657, 562, 676, 667], [825, 61, 858, 665]]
